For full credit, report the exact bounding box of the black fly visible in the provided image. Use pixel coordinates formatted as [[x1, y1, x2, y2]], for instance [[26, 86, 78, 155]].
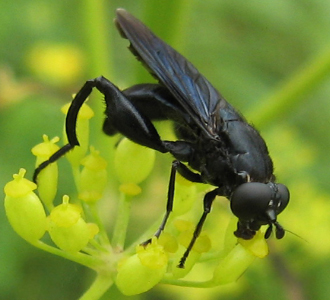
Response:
[[33, 9, 290, 268]]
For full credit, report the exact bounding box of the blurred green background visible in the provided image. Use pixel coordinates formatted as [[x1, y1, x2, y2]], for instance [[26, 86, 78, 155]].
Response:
[[1, 0, 330, 299]]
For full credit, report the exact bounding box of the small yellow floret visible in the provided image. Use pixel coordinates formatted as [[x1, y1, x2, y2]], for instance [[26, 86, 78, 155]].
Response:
[[49, 195, 82, 228], [31, 135, 60, 160], [4, 169, 37, 198], [119, 183, 142, 196], [238, 230, 269, 258]]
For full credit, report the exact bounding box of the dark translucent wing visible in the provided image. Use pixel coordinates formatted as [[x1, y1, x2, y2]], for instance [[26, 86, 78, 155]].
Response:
[[115, 9, 225, 138]]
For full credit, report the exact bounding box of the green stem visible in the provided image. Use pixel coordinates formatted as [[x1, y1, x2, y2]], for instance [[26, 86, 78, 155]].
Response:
[[248, 45, 330, 128], [111, 192, 132, 249], [88, 237, 110, 253], [79, 272, 114, 300], [81, 0, 112, 77], [142, 0, 192, 47], [80, 0, 115, 155], [71, 165, 81, 189], [161, 276, 216, 288], [33, 240, 102, 269], [89, 203, 112, 247]]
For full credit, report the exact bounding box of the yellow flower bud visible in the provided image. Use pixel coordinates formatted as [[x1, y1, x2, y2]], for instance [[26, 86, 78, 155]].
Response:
[[48, 196, 98, 252], [173, 219, 193, 232], [114, 138, 155, 184], [178, 229, 211, 254], [238, 230, 269, 258], [31, 135, 60, 209], [158, 232, 178, 253], [32, 135, 60, 164], [119, 183, 142, 196], [61, 102, 94, 167], [212, 243, 256, 285], [172, 219, 211, 277], [116, 239, 167, 295], [136, 238, 168, 270], [78, 147, 108, 203], [4, 169, 47, 243], [49, 195, 81, 227]]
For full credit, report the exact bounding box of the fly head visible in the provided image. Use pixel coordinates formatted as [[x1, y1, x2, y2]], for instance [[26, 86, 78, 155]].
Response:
[[230, 182, 290, 240]]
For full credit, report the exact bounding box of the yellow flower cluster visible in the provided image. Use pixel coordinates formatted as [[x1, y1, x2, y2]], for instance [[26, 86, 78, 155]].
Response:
[[3, 102, 269, 299], [4, 170, 98, 252]]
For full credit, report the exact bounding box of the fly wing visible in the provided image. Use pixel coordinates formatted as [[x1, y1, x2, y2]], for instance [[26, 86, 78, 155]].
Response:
[[115, 9, 227, 138]]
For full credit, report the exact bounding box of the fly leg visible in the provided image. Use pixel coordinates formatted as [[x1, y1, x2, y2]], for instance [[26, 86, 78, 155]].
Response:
[[178, 188, 220, 268], [142, 160, 203, 244]]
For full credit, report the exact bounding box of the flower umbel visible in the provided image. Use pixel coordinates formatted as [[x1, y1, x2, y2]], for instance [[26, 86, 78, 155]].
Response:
[[3, 104, 269, 299]]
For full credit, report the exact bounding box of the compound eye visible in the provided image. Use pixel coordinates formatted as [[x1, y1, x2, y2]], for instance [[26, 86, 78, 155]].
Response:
[[230, 182, 272, 221], [276, 183, 290, 214]]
